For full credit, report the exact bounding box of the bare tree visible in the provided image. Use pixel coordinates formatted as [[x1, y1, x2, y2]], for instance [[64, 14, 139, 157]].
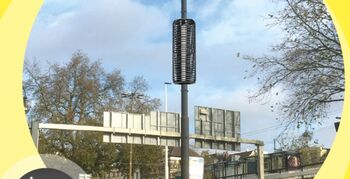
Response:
[[277, 130, 314, 151], [122, 76, 160, 114], [116, 76, 163, 178], [245, 0, 344, 132]]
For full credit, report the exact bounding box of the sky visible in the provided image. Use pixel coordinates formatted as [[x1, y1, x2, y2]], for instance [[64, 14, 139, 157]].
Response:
[[25, 0, 342, 152]]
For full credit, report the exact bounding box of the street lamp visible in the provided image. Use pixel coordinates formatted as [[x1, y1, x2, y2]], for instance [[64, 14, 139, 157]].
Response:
[[121, 92, 144, 179], [163, 82, 172, 179], [164, 82, 171, 112]]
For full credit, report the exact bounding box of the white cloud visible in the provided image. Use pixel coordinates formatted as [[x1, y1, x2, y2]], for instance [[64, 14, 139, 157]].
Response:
[[26, 0, 170, 65], [196, 0, 223, 20], [197, 0, 282, 47]]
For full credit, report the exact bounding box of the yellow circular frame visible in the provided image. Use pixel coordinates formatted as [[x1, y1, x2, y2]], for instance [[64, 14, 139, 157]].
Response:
[[0, 0, 349, 178]]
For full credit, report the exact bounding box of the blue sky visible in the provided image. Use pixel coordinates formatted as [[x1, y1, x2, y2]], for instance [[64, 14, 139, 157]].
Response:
[[25, 0, 341, 152]]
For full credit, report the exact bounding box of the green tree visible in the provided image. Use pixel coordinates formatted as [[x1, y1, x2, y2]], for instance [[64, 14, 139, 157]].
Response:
[[23, 51, 162, 177], [116, 145, 164, 178], [244, 0, 343, 132]]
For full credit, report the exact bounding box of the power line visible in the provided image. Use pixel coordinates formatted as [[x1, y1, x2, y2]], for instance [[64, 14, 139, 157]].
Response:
[[241, 124, 283, 137], [241, 121, 335, 138]]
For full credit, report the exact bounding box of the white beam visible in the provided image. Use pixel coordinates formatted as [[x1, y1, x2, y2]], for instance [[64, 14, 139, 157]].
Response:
[[38, 123, 264, 146]]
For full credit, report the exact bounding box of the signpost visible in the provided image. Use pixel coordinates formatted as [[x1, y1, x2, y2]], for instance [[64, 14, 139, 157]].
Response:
[[103, 111, 181, 146], [194, 106, 241, 151], [189, 157, 204, 179]]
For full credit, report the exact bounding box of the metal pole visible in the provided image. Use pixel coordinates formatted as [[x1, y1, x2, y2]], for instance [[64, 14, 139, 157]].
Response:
[[181, 85, 189, 179], [181, 0, 187, 19], [164, 82, 171, 112], [165, 84, 167, 112], [129, 95, 134, 179], [165, 146, 169, 179], [129, 143, 133, 179], [180, 1, 189, 178], [164, 82, 170, 179]]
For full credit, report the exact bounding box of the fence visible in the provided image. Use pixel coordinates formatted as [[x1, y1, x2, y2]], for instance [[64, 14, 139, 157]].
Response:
[[203, 149, 328, 179]]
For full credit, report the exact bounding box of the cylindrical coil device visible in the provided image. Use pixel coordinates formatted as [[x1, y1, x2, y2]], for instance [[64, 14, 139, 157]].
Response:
[[172, 19, 196, 84]]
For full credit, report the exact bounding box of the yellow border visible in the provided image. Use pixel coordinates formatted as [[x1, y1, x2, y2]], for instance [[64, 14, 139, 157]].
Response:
[[0, 0, 45, 178], [0, 0, 349, 178], [316, 0, 350, 178]]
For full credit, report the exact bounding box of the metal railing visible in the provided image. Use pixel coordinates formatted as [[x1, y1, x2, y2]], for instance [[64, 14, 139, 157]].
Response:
[[203, 150, 328, 179]]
